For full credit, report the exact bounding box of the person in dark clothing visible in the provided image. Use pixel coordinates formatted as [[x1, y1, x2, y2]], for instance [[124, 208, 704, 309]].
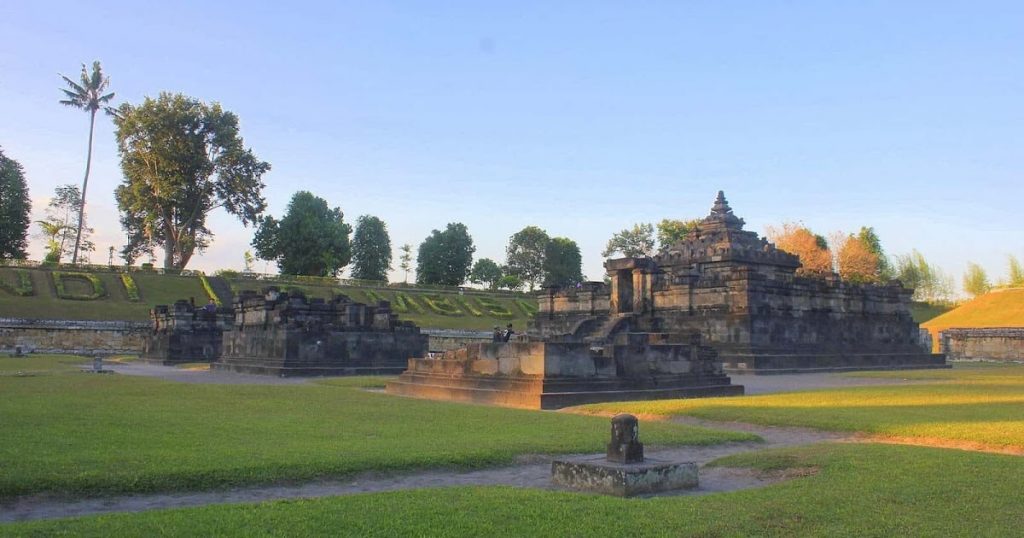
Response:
[[502, 323, 514, 342], [203, 299, 217, 313], [492, 326, 502, 342]]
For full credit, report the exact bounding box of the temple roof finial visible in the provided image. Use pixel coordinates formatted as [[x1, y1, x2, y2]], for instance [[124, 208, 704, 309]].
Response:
[[711, 190, 732, 216]]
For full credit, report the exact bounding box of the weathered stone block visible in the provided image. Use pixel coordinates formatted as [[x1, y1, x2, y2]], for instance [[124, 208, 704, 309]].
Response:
[[551, 457, 698, 497]]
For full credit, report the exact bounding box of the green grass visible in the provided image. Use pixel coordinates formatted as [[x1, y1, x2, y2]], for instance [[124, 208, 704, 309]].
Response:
[[0, 269, 208, 321], [0, 356, 754, 500], [923, 287, 1024, 341], [4, 443, 1022, 537], [909, 300, 953, 324], [575, 364, 1024, 449], [0, 266, 537, 330]]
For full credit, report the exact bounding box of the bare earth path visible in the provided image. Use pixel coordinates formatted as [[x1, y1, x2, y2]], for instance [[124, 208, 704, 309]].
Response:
[[0, 367, 918, 523]]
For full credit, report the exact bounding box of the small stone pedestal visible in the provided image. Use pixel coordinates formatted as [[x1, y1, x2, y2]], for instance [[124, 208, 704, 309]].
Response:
[[551, 414, 698, 497]]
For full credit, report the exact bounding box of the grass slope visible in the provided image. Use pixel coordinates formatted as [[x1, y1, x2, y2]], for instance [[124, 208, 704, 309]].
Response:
[[0, 267, 537, 330], [0, 356, 754, 500], [5, 444, 1023, 537], [576, 363, 1024, 450], [923, 287, 1024, 333]]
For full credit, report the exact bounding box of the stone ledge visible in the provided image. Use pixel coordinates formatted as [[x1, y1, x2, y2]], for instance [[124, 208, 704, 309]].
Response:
[[551, 456, 698, 496]]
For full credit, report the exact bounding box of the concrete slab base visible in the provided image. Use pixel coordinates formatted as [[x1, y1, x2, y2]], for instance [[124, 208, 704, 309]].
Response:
[[551, 455, 698, 497]]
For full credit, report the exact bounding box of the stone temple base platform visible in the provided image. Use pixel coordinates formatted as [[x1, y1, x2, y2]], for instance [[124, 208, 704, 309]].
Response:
[[385, 337, 743, 410], [552, 456, 698, 497], [720, 351, 949, 375]]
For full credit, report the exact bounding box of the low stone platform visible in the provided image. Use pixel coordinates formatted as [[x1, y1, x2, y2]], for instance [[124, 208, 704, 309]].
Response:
[[552, 456, 698, 497], [551, 414, 698, 496], [386, 337, 743, 410]]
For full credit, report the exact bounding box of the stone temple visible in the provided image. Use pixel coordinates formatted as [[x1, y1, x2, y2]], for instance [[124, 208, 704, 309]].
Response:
[[388, 191, 945, 410], [531, 191, 947, 374]]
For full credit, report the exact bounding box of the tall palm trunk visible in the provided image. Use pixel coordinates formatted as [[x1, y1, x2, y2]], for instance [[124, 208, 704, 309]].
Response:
[[71, 109, 95, 264]]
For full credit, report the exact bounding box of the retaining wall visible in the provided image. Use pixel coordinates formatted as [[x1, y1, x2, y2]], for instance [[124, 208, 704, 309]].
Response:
[[940, 328, 1024, 362]]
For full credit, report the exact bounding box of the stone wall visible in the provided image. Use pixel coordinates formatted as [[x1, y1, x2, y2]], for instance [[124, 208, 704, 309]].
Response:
[[0, 318, 148, 355], [422, 329, 492, 352], [940, 328, 1024, 362]]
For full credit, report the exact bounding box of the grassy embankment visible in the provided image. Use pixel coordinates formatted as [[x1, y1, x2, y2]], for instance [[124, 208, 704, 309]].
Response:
[[0, 267, 538, 331], [3, 361, 1024, 535], [0, 355, 753, 501], [922, 287, 1024, 340]]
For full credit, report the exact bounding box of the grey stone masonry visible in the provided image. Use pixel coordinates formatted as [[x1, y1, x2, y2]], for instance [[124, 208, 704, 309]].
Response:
[[141, 300, 233, 365], [940, 328, 1024, 362], [214, 288, 429, 376], [531, 191, 947, 374]]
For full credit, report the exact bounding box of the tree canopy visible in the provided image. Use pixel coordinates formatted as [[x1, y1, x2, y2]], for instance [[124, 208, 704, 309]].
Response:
[[543, 237, 584, 287], [416, 223, 475, 286], [834, 233, 880, 284], [0, 148, 31, 260], [602, 223, 655, 258], [252, 191, 352, 277], [470, 258, 504, 289], [398, 243, 413, 283], [59, 60, 115, 264], [114, 92, 270, 269], [766, 222, 833, 276], [350, 215, 392, 281], [656, 218, 701, 248], [963, 262, 991, 298], [505, 226, 550, 291], [38, 185, 94, 263], [893, 250, 954, 302]]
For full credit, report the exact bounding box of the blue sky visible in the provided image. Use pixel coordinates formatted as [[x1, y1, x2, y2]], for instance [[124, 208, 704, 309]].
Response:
[[1, 1, 1021, 288]]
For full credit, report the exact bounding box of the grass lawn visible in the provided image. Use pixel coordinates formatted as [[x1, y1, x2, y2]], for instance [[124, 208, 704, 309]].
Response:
[[0, 269, 208, 321], [0, 356, 754, 500], [575, 363, 1024, 450], [4, 443, 1022, 537]]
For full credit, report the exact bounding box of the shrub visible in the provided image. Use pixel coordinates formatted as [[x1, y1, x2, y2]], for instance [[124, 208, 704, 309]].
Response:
[[456, 296, 483, 316], [140, 263, 155, 272], [0, 269, 34, 296], [214, 269, 240, 279], [476, 297, 515, 319], [421, 294, 464, 316], [198, 274, 222, 306], [364, 289, 388, 306], [392, 292, 425, 314], [120, 273, 140, 302], [52, 271, 106, 300], [515, 299, 538, 318]]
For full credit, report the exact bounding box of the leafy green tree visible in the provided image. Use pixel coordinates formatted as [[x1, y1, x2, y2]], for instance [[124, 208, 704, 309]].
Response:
[[38, 185, 94, 262], [963, 262, 991, 298], [252, 191, 351, 277], [602, 223, 655, 258], [1008, 255, 1024, 287], [398, 243, 413, 283], [543, 237, 583, 287], [114, 93, 270, 269], [59, 61, 115, 264], [497, 274, 524, 291], [656, 218, 700, 248], [894, 250, 954, 302], [0, 148, 31, 259], [416, 223, 475, 286], [350, 215, 392, 281], [857, 226, 892, 279], [470, 258, 504, 289], [505, 226, 550, 291]]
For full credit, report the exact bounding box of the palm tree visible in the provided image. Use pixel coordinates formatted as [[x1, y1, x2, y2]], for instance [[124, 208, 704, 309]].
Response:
[[59, 61, 115, 264]]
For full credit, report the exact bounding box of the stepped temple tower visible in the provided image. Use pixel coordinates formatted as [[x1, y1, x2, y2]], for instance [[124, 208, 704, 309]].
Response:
[[531, 191, 945, 374]]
